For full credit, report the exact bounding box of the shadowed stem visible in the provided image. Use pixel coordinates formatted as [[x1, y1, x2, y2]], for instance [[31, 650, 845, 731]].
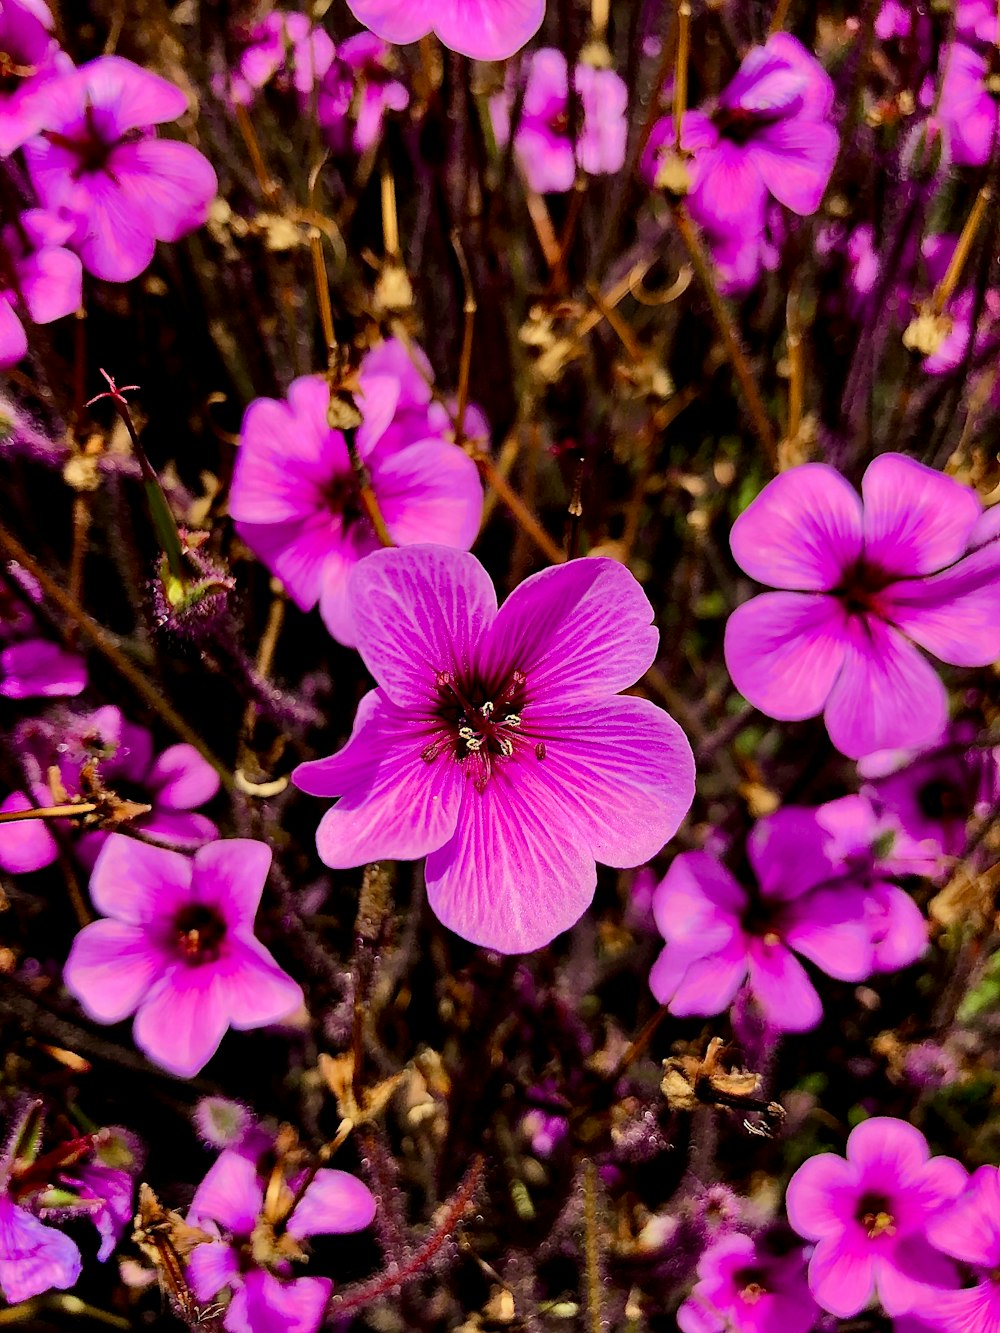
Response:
[[451, 229, 477, 445], [583, 1161, 603, 1333], [673, 0, 691, 152], [670, 202, 780, 469], [475, 449, 566, 565], [0, 802, 98, 824]]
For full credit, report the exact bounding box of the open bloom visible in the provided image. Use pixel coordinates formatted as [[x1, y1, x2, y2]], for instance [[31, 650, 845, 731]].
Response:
[[925, 1165, 1000, 1333], [724, 454, 1000, 758], [23, 55, 217, 282], [230, 342, 484, 646], [186, 1143, 376, 1333], [0, 705, 219, 875], [294, 545, 695, 953], [647, 33, 837, 237], [677, 1232, 818, 1333], [317, 34, 409, 154], [226, 11, 335, 107], [345, 0, 544, 61], [0, 0, 67, 157], [490, 49, 627, 194], [786, 1117, 967, 1318], [64, 835, 303, 1077], [0, 209, 82, 367], [650, 807, 874, 1032]]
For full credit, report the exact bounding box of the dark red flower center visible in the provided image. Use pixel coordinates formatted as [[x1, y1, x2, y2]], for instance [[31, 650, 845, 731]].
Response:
[[425, 669, 532, 790], [174, 902, 227, 965], [832, 558, 894, 618], [42, 103, 145, 179], [917, 777, 966, 823], [323, 470, 365, 532], [856, 1192, 896, 1239]]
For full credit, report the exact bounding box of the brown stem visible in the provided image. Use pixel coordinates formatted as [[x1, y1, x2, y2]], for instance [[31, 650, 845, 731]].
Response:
[[0, 802, 98, 824], [475, 451, 566, 565], [583, 1162, 603, 1333]]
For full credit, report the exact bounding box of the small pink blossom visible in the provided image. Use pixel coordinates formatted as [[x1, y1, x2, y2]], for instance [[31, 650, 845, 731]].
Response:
[[64, 835, 303, 1077], [317, 33, 409, 154], [0, 209, 82, 368]]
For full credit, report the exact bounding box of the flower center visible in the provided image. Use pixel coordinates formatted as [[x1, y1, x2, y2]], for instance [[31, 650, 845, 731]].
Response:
[[323, 470, 365, 531], [734, 1267, 767, 1303], [42, 105, 145, 179], [917, 777, 965, 823], [426, 669, 532, 791], [174, 903, 227, 965], [833, 558, 893, 618], [857, 1193, 896, 1239]]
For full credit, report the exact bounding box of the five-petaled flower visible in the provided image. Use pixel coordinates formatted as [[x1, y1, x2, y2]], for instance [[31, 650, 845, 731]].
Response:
[[294, 544, 695, 953], [924, 1164, 1000, 1333], [677, 1231, 819, 1333], [786, 1116, 967, 1317], [724, 453, 1000, 758], [63, 835, 303, 1077]]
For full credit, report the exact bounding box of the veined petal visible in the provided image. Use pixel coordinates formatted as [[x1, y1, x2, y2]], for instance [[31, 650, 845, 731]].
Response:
[[188, 1149, 264, 1235], [63, 920, 163, 1024], [294, 690, 463, 866], [432, 0, 544, 59], [132, 970, 233, 1078], [286, 1169, 377, 1239], [345, 0, 433, 46], [745, 117, 838, 214], [77, 55, 189, 132], [227, 1271, 332, 1333], [88, 833, 192, 924], [807, 1236, 876, 1318], [219, 936, 303, 1030], [349, 545, 498, 709], [191, 839, 272, 931], [524, 695, 695, 867], [823, 618, 948, 759], [482, 558, 659, 705], [724, 592, 847, 720], [730, 464, 863, 590], [375, 438, 483, 551], [861, 454, 982, 577], [786, 1153, 859, 1240], [186, 1239, 239, 1301], [425, 759, 597, 953], [688, 139, 768, 233], [746, 939, 823, 1031], [0, 1198, 81, 1305], [103, 138, 215, 244], [845, 1116, 929, 1177], [881, 544, 1000, 667]]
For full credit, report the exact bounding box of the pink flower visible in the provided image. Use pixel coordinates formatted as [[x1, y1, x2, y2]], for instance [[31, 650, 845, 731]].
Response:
[[0, 1197, 81, 1304], [0, 0, 69, 157], [317, 33, 409, 154], [649, 807, 875, 1033], [345, 0, 544, 62], [0, 558, 86, 696], [786, 1117, 967, 1318], [490, 49, 627, 194], [0, 209, 82, 368], [227, 11, 335, 108], [938, 42, 1000, 167], [925, 1165, 1000, 1333], [294, 545, 695, 953], [229, 341, 485, 647], [724, 454, 1000, 758], [23, 55, 217, 282], [63, 835, 303, 1077], [677, 1232, 818, 1333], [186, 1144, 376, 1333]]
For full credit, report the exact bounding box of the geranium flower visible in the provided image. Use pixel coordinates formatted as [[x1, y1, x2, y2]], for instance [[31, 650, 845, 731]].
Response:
[[186, 1143, 376, 1333], [786, 1117, 966, 1317], [317, 33, 409, 154], [925, 1165, 1000, 1333], [22, 55, 217, 282], [0, 558, 85, 697], [294, 545, 695, 953], [0, 1193, 80, 1303], [63, 835, 303, 1077], [226, 11, 335, 108], [0, 0, 68, 157], [649, 807, 874, 1032], [345, 0, 544, 62], [724, 454, 1000, 758], [677, 1232, 818, 1333], [646, 33, 837, 236], [0, 209, 82, 368], [490, 49, 627, 194], [938, 41, 1000, 167], [229, 342, 484, 647], [0, 705, 219, 875], [956, 0, 996, 42]]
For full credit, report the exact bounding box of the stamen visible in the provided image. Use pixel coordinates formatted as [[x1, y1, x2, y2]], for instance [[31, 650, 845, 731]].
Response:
[[504, 713, 522, 728], [498, 737, 514, 757], [862, 1210, 896, 1239], [535, 743, 547, 760], [740, 1283, 764, 1304], [480, 701, 494, 717]]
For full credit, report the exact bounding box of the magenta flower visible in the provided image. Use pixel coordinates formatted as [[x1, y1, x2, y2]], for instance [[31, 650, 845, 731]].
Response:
[[317, 33, 409, 154], [786, 1117, 967, 1318], [956, 0, 997, 42], [677, 1232, 819, 1333], [925, 1165, 1000, 1333], [490, 49, 627, 194], [656, 34, 837, 236], [0, 705, 219, 875], [916, 234, 1000, 376], [0, 0, 68, 156], [938, 42, 1000, 167], [345, 0, 544, 61], [0, 208, 82, 368], [186, 1143, 376, 1333], [0, 559, 86, 697], [294, 545, 695, 953], [63, 835, 303, 1077], [22, 55, 217, 282], [649, 808, 874, 1032], [229, 343, 484, 647], [724, 454, 1000, 759], [227, 11, 336, 108]]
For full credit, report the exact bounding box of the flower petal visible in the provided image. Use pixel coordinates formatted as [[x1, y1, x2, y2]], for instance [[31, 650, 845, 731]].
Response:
[[781, 886, 874, 981], [926, 1166, 1000, 1266], [424, 759, 598, 953], [745, 117, 839, 214], [18, 245, 82, 325], [746, 939, 823, 1031], [807, 1236, 875, 1319], [786, 1153, 860, 1240], [866, 883, 927, 972], [861, 454, 982, 578], [148, 744, 221, 811], [220, 936, 303, 1031], [294, 691, 463, 866], [88, 832, 192, 924], [349, 545, 498, 709], [730, 464, 864, 591], [132, 970, 233, 1078], [0, 295, 28, 368], [191, 839, 272, 932], [432, 0, 544, 59], [0, 790, 58, 873], [881, 543, 1000, 668], [0, 640, 85, 698], [227, 1270, 332, 1333], [746, 807, 841, 901], [823, 618, 948, 759], [345, 0, 433, 47], [188, 1149, 264, 1235], [186, 1239, 239, 1302], [652, 851, 746, 947], [482, 558, 659, 705], [724, 592, 847, 720], [0, 1198, 81, 1305], [652, 934, 749, 1015], [286, 1169, 377, 1239], [845, 1116, 929, 1177], [375, 439, 483, 551], [63, 920, 163, 1024], [525, 695, 695, 867]]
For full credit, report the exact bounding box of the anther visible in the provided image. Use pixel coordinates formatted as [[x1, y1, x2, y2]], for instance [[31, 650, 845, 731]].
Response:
[[498, 737, 514, 757], [480, 701, 494, 717], [504, 713, 521, 728], [535, 743, 546, 760]]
